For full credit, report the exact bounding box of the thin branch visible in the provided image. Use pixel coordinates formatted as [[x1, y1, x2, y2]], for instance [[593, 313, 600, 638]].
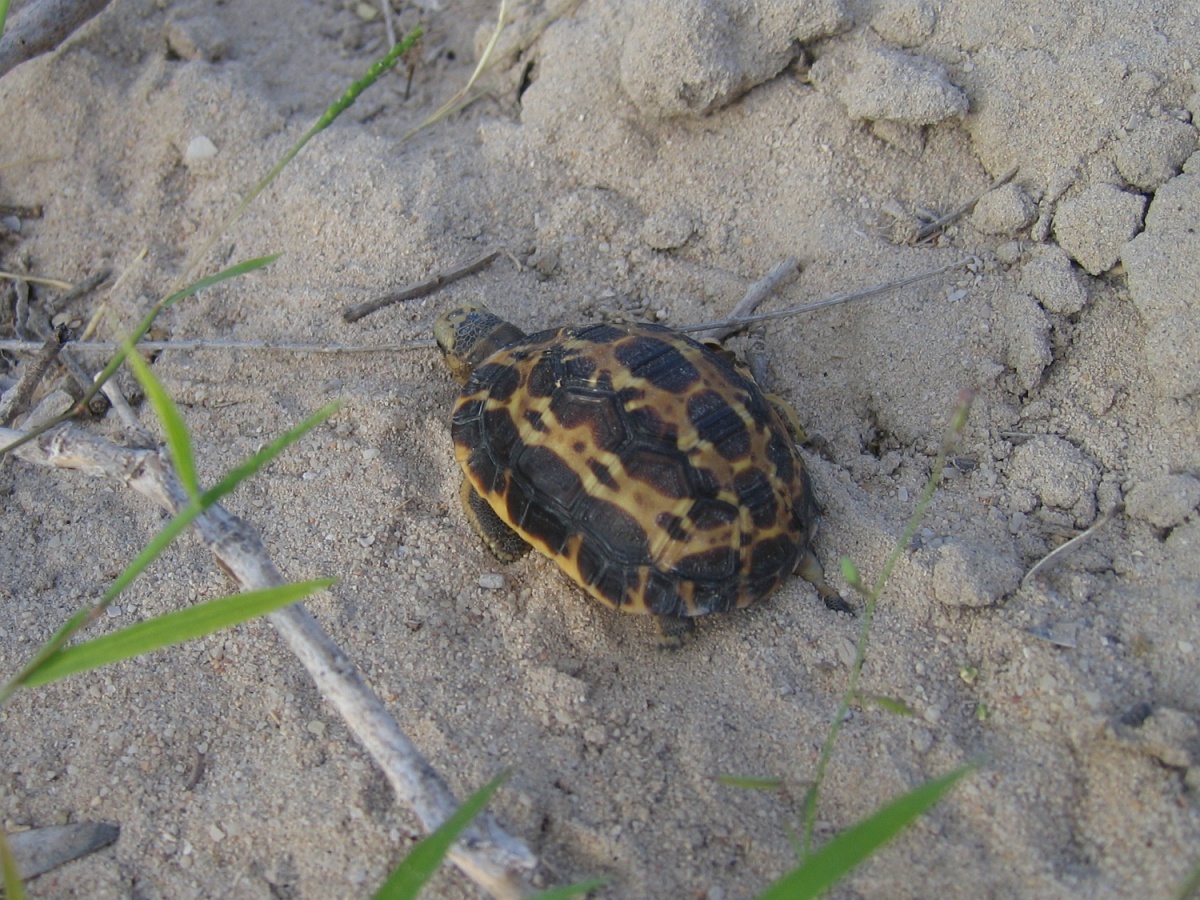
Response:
[[0, 326, 65, 425], [1021, 505, 1122, 589], [45, 267, 112, 313], [678, 257, 979, 336], [692, 257, 800, 342], [343, 248, 502, 322], [0, 0, 113, 79], [0, 338, 439, 355], [0, 271, 73, 291], [915, 168, 1018, 243], [0, 423, 540, 899], [0, 258, 975, 359]]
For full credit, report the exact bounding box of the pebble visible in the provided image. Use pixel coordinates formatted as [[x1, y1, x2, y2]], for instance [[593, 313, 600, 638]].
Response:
[[1124, 474, 1200, 529], [619, 0, 850, 118], [971, 183, 1036, 235], [870, 0, 936, 47], [1001, 290, 1051, 393], [1121, 170, 1200, 398], [184, 135, 219, 165], [640, 206, 697, 250], [811, 46, 968, 126], [931, 538, 1023, 608], [1114, 115, 1198, 191], [1006, 436, 1100, 524], [1052, 184, 1146, 275], [1019, 245, 1088, 314], [477, 573, 508, 590]]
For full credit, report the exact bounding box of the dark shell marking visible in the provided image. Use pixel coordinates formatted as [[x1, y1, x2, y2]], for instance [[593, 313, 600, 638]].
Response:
[[451, 321, 816, 617]]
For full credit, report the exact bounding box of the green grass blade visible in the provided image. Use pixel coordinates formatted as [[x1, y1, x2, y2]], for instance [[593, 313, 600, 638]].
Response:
[[716, 775, 785, 791], [83, 255, 282, 412], [759, 764, 976, 900], [23, 579, 334, 687], [1172, 852, 1200, 900], [160, 255, 281, 310], [2, 404, 334, 702], [0, 0, 10, 38], [202, 401, 340, 506], [124, 349, 198, 499], [0, 827, 26, 900], [857, 695, 914, 716], [529, 878, 608, 899], [0, 498, 204, 703], [373, 771, 508, 900]]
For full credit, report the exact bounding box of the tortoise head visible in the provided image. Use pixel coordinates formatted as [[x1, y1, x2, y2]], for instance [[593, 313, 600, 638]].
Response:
[[434, 304, 527, 384]]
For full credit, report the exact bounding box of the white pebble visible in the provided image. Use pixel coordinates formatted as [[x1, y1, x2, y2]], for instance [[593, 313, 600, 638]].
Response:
[[478, 573, 508, 590], [184, 135, 218, 164]]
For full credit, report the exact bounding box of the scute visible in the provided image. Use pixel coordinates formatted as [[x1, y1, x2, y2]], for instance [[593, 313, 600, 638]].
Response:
[[449, 319, 816, 619]]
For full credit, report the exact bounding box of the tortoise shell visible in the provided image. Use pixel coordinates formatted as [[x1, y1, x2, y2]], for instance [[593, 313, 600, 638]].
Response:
[[438, 305, 821, 620]]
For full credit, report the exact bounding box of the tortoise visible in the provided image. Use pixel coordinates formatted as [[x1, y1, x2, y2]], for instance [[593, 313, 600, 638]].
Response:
[[434, 303, 844, 642]]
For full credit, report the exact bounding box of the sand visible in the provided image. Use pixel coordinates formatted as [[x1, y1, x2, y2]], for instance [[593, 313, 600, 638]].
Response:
[[1, 0, 1198, 896]]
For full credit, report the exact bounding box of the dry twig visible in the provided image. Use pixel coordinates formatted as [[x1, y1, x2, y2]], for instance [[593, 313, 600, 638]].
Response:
[[0, 326, 65, 426], [0, 422, 540, 899], [343, 248, 502, 322], [915, 168, 1018, 243], [0, 0, 113, 79], [692, 257, 800, 343]]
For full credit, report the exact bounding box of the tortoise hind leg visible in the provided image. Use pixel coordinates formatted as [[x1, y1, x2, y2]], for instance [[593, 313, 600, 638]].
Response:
[[797, 547, 854, 615], [460, 478, 531, 563], [655, 614, 695, 650]]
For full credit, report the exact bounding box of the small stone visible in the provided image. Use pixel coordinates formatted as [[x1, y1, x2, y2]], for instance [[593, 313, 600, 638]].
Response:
[[1125, 474, 1200, 529], [994, 241, 1023, 266], [640, 206, 697, 250], [1019, 245, 1088, 314], [164, 16, 230, 61], [1122, 171, 1200, 398], [1052, 184, 1146, 275], [306, 720, 327, 737], [931, 538, 1023, 608], [870, 0, 936, 47], [1109, 705, 1199, 770], [583, 725, 607, 746], [972, 183, 1037, 235], [811, 46, 968, 126], [477, 573, 508, 590], [184, 135, 219, 165], [1006, 436, 1099, 524], [1001, 291, 1051, 393], [619, 0, 850, 118], [1166, 520, 1200, 577], [1115, 116, 1198, 192], [207, 824, 225, 843]]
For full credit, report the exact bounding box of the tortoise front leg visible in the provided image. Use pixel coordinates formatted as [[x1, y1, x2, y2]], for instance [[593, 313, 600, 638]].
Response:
[[460, 478, 531, 563]]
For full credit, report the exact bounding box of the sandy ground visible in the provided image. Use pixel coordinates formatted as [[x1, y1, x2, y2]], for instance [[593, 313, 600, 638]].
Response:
[[1, 0, 1199, 896]]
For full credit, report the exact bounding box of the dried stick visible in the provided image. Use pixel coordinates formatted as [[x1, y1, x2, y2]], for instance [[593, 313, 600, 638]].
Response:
[[0, 337, 440, 354], [342, 248, 502, 322], [0, 0, 113, 79], [0, 258, 975, 360], [915, 167, 1018, 243], [45, 268, 112, 313], [0, 326, 65, 425], [679, 257, 978, 337], [1021, 504, 1122, 589], [692, 257, 801, 342], [0, 422, 539, 899]]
